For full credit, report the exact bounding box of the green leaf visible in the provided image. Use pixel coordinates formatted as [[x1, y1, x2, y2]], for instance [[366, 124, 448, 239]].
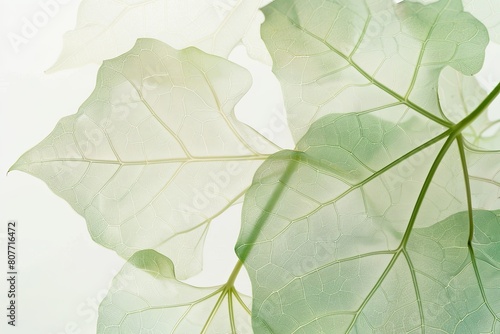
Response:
[[11, 38, 277, 279], [98, 250, 252, 333], [261, 0, 489, 141], [47, 0, 272, 73], [236, 78, 500, 331]]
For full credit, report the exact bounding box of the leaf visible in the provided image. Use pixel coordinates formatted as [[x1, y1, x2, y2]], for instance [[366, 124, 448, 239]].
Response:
[[47, 0, 271, 73], [260, 0, 489, 141], [236, 79, 500, 331], [234, 0, 500, 330], [98, 250, 252, 333], [11, 38, 277, 279], [464, 0, 500, 43]]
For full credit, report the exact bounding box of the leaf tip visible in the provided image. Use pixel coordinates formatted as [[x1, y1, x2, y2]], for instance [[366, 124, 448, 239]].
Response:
[[7, 156, 26, 175]]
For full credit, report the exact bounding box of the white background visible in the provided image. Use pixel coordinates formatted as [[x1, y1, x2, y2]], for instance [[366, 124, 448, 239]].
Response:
[[0, 1, 499, 334]]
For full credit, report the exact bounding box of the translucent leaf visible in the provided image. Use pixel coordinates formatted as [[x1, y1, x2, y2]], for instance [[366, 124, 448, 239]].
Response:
[[11, 38, 277, 279], [236, 76, 500, 332], [464, 0, 500, 43], [98, 250, 252, 333], [47, 0, 271, 73], [241, 10, 273, 65], [261, 0, 489, 141]]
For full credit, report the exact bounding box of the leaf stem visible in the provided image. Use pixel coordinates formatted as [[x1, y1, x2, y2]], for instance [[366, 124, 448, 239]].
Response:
[[198, 260, 247, 334], [226, 260, 244, 287]]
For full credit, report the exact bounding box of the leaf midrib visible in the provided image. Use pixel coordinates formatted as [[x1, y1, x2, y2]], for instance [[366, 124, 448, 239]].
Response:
[[17, 155, 271, 166]]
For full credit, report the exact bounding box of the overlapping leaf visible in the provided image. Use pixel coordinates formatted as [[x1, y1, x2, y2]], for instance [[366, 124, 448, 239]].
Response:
[[261, 0, 489, 141], [98, 250, 252, 333], [235, 0, 500, 331], [236, 83, 500, 331], [47, 0, 272, 73], [13, 0, 500, 332], [12, 38, 278, 279]]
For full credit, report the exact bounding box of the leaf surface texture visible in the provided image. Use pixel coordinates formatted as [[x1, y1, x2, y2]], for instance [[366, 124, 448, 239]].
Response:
[[13, 38, 277, 279]]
